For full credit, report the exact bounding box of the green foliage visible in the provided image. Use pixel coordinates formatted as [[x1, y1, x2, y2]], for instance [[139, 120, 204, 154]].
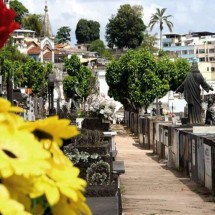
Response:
[[22, 14, 43, 36], [141, 31, 158, 53], [88, 20, 100, 42], [63, 55, 95, 100], [63, 147, 101, 165], [0, 45, 52, 95], [10, 0, 29, 24], [63, 146, 102, 179], [89, 39, 105, 56], [75, 19, 100, 44], [106, 49, 173, 112], [86, 160, 110, 185], [0, 45, 29, 63], [105, 4, 146, 49], [156, 57, 175, 81], [70, 129, 104, 146], [170, 58, 190, 91], [64, 55, 81, 77], [55, 26, 71, 44], [63, 76, 77, 99], [78, 66, 96, 99], [23, 59, 52, 94], [102, 49, 114, 60]]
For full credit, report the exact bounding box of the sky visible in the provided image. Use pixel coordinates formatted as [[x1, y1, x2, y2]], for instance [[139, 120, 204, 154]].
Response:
[[19, 0, 215, 46]]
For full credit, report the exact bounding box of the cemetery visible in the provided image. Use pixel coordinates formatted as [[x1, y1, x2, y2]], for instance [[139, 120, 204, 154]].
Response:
[[1, 0, 215, 214]]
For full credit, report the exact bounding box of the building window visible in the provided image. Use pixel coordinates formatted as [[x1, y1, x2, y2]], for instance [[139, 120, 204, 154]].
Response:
[[209, 49, 215, 53], [209, 57, 215, 61], [163, 43, 169, 47], [189, 50, 194, 54], [182, 50, 188, 55], [199, 58, 205, 62], [211, 67, 215, 72], [207, 67, 210, 71], [199, 49, 205, 54]]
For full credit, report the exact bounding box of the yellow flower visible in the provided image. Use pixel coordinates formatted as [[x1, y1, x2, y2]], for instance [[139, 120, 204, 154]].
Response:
[[3, 175, 39, 203], [43, 139, 72, 166], [32, 174, 60, 205], [49, 165, 86, 200], [0, 112, 25, 132], [0, 184, 31, 215], [0, 126, 50, 178], [34, 163, 86, 206], [52, 194, 91, 215], [20, 116, 79, 146], [0, 97, 23, 113]]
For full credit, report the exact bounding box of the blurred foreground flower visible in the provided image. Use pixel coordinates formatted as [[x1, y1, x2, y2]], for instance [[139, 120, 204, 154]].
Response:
[[0, 0, 19, 48], [0, 99, 91, 215], [0, 3, 90, 213]]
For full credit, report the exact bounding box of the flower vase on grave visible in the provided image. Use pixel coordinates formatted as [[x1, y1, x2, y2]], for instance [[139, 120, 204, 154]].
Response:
[[172, 117, 176, 124]]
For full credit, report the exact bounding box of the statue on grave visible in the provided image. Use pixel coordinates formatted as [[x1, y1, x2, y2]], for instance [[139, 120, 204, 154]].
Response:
[[205, 98, 215, 125], [70, 82, 81, 113], [176, 61, 214, 125]]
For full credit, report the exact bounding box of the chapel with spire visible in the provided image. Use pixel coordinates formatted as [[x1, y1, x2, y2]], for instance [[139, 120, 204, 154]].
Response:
[[41, 2, 54, 39], [40, 2, 55, 63]]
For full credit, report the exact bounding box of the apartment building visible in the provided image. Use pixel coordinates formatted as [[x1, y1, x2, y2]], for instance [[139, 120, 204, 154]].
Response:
[[163, 31, 215, 82]]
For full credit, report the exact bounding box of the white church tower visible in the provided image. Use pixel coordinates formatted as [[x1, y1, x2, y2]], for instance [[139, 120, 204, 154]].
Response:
[[40, 2, 55, 63]]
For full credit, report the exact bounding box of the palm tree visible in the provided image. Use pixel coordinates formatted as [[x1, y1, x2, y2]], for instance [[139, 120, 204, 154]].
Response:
[[148, 8, 173, 49]]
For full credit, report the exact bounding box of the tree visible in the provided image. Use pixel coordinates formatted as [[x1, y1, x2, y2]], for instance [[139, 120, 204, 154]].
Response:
[[55, 26, 71, 44], [89, 39, 105, 56], [148, 8, 173, 49], [22, 58, 52, 94], [105, 4, 146, 49], [63, 55, 95, 101], [102, 49, 114, 60], [64, 55, 81, 77], [22, 14, 43, 36], [170, 58, 190, 91], [140, 31, 158, 53], [10, 0, 29, 24], [0, 45, 28, 63], [88, 20, 100, 42], [0, 45, 52, 96], [75, 19, 100, 44], [106, 49, 168, 113]]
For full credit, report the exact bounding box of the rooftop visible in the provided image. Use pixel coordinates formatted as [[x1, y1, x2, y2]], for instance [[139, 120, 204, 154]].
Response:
[[14, 29, 35, 33]]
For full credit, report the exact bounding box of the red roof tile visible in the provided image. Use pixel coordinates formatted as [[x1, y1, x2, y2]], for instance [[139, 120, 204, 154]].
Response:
[[27, 46, 40, 55], [43, 51, 52, 59]]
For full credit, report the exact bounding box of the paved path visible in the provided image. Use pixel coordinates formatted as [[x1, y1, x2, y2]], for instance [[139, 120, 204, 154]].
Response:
[[113, 126, 215, 215]]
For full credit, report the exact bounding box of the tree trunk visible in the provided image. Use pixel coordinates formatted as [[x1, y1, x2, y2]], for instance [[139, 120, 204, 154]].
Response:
[[156, 27, 162, 115], [160, 27, 162, 50]]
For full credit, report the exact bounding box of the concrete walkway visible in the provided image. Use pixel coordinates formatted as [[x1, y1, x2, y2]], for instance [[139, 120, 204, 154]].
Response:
[[114, 125, 215, 215]]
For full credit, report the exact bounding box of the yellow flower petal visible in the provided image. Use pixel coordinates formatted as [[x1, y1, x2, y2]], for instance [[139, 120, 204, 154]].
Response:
[[33, 175, 60, 206], [52, 194, 92, 215], [20, 116, 79, 146], [0, 184, 31, 215], [0, 125, 50, 178], [0, 98, 23, 113]]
